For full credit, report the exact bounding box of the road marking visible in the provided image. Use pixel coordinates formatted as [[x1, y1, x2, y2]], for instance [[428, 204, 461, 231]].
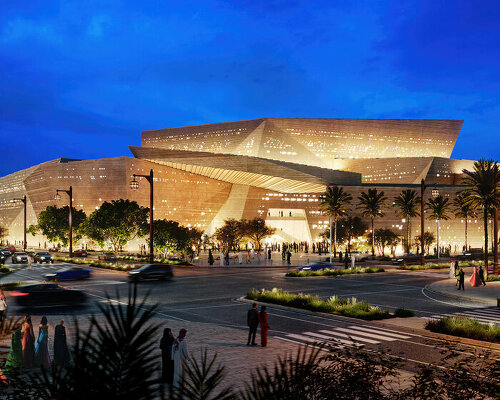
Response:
[[317, 329, 379, 344], [421, 288, 478, 308], [349, 326, 413, 339], [286, 333, 324, 344], [335, 327, 398, 341]]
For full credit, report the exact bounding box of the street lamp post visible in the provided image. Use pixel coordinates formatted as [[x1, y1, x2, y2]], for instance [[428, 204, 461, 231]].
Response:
[[55, 186, 73, 258], [420, 180, 438, 265], [130, 169, 154, 264], [11, 195, 27, 251]]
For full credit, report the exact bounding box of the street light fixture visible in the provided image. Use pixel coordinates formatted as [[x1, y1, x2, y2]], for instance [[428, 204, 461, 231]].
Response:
[[130, 169, 154, 263], [11, 195, 27, 251], [55, 186, 73, 258]]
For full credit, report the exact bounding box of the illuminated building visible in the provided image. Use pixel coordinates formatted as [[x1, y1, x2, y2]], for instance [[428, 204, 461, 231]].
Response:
[[0, 118, 484, 252]]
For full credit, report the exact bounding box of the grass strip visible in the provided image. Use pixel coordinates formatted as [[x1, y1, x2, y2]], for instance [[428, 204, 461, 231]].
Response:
[[425, 316, 500, 343], [54, 257, 136, 271], [286, 266, 384, 277], [246, 288, 392, 320], [397, 263, 449, 270]]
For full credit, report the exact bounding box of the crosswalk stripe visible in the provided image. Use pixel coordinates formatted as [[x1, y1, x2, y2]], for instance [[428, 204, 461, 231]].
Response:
[[354, 325, 414, 336], [347, 326, 412, 340], [460, 312, 500, 321], [304, 331, 357, 346], [335, 327, 398, 341], [286, 333, 322, 344], [464, 309, 500, 317], [317, 330, 380, 344], [429, 314, 500, 326]]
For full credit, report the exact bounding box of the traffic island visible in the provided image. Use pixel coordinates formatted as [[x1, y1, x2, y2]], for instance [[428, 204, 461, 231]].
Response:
[[245, 288, 413, 320], [425, 278, 500, 306], [286, 267, 384, 278]]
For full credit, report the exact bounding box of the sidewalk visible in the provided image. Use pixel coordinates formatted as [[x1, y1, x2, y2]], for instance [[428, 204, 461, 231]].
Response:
[[425, 277, 500, 306]]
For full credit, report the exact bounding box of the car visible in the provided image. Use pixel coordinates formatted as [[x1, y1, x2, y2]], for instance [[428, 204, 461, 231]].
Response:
[[48, 247, 59, 252], [456, 249, 484, 261], [45, 266, 92, 281], [298, 262, 338, 271], [9, 283, 87, 307], [0, 249, 11, 257], [11, 252, 29, 264], [0, 253, 6, 264], [392, 254, 421, 265], [34, 252, 54, 263], [98, 253, 117, 261], [73, 250, 88, 257], [128, 264, 173, 282]]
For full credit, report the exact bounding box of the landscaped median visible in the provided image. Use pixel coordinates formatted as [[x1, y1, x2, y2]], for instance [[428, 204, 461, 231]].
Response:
[[286, 266, 384, 277], [246, 288, 414, 320], [54, 256, 188, 271], [426, 316, 500, 343], [398, 260, 491, 271]]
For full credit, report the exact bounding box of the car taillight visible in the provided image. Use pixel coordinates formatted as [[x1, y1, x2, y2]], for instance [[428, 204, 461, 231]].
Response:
[[10, 292, 29, 296]]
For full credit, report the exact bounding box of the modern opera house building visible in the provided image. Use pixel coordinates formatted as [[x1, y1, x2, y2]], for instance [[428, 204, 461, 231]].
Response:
[[0, 118, 482, 252]]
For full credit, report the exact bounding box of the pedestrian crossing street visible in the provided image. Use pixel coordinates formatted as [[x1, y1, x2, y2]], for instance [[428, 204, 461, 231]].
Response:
[[428, 307, 500, 326], [278, 324, 413, 348]]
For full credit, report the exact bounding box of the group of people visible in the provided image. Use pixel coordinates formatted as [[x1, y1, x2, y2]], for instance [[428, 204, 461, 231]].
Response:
[[246, 303, 270, 347], [159, 328, 188, 391], [4, 316, 70, 373], [450, 261, 487, 290]]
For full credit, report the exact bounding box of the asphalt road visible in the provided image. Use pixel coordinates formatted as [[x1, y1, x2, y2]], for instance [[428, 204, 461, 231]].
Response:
[[2, 259, 499, 374]]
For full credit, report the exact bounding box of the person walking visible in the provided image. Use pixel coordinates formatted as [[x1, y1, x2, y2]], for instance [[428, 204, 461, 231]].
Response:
[[449, 260, 456, 279], [225, 250, 230, 265], [455, 260, 461, 286], [250, 248, 255, 260], [208, 249, 214, 266], [457, 267, 465, 290], [267, 248, 271, 262], [247, 303, 259, 346], [339, 251, 343, 263], [470, 266, 481, 287], [219, 250, 225, 267], [4, 326, 23, 373], [35, 316, 51, 369], [160, 328, 175, 388], [247, 250, 251, 264], [351, 254, 355, 269], [257, 250, 261, 264], [238, 250, 243, 265], [22, 315, 36, 368], [259, 305, 270, 347], [478, 265, 486, 286], [344, 257, 349, 269], [286, 250, 291, 265], [53, 320, 70, 367], [172, 329, 188, 390], [0, 290, 7, 323]]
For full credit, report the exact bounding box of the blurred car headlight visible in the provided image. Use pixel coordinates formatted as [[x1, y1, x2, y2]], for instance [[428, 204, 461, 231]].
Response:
[[129, 271, 139, 274]]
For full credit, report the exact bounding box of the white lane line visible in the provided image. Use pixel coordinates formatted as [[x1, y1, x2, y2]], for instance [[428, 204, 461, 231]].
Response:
[[318, 330, 379, 344], [463, 309, 500, 317], [85, 292, 189, 322], [335, 327, 398, 341], [420, 288, 478, 308], [349, 326, 413, 339]]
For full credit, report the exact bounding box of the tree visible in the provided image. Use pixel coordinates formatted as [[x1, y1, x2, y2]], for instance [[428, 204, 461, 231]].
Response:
[[393, 190, 421, 254], [453, 192, 477, 251], [319, 186, 352, 258], [337, 216, 368, 253], [188, 227, 204, 257], [374, 228, 399, 256], [414, 231, 435, 255], [28, 205, 86, 247], [358, 189, 387, 256], [240, 218, 276, 250], [461, 159, 500, 276], [214, 219, 244, 250], [426, 195, 451, 258], [83, 199, 148, 255], [149, 219, 190, 259], [0, 225, 8, 242]]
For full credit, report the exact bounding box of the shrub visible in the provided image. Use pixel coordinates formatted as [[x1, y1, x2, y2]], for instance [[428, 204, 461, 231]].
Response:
[[398, 263, 448, 270], [286, 267, 384, 277], [425, 316, 500, 342], [0, 265, 10, 273], [246, 288, 391, 320], [487, 274, 500, 282], [393, 308, 415, 318]]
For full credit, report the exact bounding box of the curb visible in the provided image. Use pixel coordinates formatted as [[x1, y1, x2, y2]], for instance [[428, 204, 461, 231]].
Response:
[[424, 283, 495, 305], [239, 297, 500, 350]]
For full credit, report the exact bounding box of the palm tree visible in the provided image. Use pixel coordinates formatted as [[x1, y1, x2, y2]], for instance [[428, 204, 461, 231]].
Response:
[[358, 189, 387, 256], [393, 190, 421, 254], [320, 186, 352, 259], [453, 192, 477, 252], [461, 159, 500, 276], [426, 195, 451, 258]]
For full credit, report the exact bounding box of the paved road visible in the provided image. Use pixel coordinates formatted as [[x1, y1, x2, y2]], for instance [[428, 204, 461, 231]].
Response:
[[2, 260, 499, 374]]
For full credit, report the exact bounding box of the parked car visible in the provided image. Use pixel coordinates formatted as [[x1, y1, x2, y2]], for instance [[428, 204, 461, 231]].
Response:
[[392, 254, 421, 265], [456, 249, 484, 260], [0, 249, 11, 257], [34, 252, 54, 263], [98, 253, 117, 261], [45, 267, 92, 281], [128, 264, 173, 282], [11, 252, 29, 264], [0, 253, 6, 264], [298, 262, 338, 271], [9, 283, 87, 307], [73, 250, 88, 257]]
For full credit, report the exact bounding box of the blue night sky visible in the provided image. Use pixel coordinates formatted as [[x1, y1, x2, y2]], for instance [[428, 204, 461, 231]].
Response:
[[1, 0, 499, 176]]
